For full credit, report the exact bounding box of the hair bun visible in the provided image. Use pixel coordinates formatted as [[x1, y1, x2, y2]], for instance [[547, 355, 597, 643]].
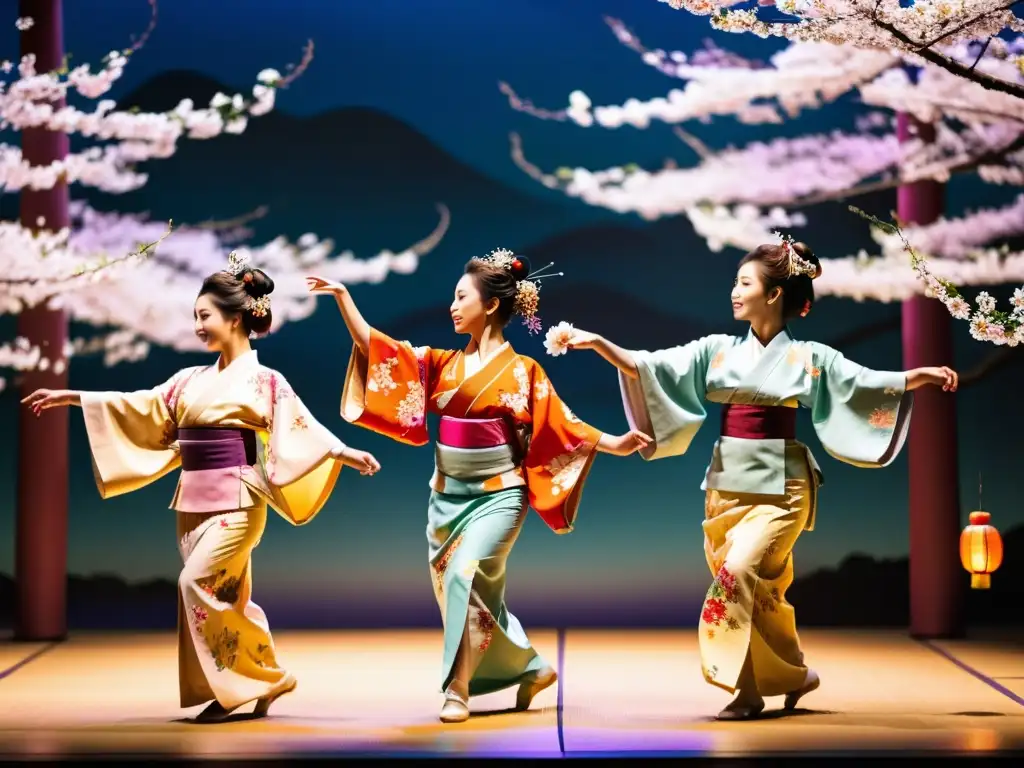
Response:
[[509, 255, 530, 281], [243, 268, 275, 299], [792, 242, 822, 280]]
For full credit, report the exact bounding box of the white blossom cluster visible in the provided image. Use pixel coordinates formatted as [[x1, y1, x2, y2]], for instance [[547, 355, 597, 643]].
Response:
[[660, 0, 1024, 100], [501, 14, 1024, 322], [0, 4, 448, 391]]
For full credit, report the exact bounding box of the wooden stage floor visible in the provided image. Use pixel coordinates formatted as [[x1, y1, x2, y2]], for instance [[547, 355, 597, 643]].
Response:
[[1, 628, 1023, 758]]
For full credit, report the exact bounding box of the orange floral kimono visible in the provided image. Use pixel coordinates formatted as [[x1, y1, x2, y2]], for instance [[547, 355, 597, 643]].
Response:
[[342, 328, 602, 696]]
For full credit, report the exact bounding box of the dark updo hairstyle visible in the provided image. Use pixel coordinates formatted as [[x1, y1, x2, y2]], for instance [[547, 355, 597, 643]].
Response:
[[197, 267, 276, 336], [463, 254, 531, 327], [738, 241, 822, 321]]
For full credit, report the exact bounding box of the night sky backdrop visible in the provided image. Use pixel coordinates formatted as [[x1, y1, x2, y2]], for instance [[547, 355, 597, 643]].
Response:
[[1, 0, 1021, 628]]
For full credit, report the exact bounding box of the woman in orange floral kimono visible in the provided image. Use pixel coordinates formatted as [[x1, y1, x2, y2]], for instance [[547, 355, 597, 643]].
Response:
[[25, 258, 381, 723], [307, 249, 650, 723]]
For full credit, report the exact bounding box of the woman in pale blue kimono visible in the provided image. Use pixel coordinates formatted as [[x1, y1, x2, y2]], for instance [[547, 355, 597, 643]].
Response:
[[562, 239, 958, 720]]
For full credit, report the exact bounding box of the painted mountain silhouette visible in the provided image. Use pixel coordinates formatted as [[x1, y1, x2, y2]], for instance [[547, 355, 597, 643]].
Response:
[[83, 70, 608, 262], [2, 523, 1018, 629]]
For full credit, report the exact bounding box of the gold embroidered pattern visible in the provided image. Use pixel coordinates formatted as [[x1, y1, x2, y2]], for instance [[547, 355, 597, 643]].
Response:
[[368, 357, 399, 394], [710, 350, 726, 369], [786, 344, 820, 378], [498, 362, 530, 414], [396, 380, 425, 428], [868, 406, 897, 429], [534, 377, 550, 401], [546, 446, 588, 496]]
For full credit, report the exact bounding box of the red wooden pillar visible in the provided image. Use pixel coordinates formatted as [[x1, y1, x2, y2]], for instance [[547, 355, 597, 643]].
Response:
[[15, 0, 71, 641], [897, 114, 964, 638]]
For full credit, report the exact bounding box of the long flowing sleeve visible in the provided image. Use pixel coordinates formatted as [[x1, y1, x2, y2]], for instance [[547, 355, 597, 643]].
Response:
[[618, 335, 723, 461], [81, 367, 201, 498], [341, 328, 452, 447], [522, 362, 603, 535], [807, 342, 913, 468], [256, 372, 345, 526]]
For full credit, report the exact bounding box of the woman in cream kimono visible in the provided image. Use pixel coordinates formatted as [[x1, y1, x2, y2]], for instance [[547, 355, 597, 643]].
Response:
[[23, 258, 381, 723], [561, 238, 958, 720], [306, 249, 651, 724]]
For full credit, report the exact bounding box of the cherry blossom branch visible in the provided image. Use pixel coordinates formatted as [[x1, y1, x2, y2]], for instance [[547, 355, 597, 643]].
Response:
[[849, 204, 1024, 345], [660, 0, 1024, 100]]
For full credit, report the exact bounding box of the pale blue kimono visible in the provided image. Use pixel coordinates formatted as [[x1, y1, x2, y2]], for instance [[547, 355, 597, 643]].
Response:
[[618, 328, 914, 530]]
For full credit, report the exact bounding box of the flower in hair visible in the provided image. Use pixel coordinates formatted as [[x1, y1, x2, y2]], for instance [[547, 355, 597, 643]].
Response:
[[225, 250, 251, 277], [247, 294, 271, 318]]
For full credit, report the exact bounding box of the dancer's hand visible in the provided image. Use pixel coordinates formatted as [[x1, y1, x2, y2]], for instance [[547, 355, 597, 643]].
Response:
[[908, 366, 958, 392], [21, 388, 79, 416], [306, 276, 347, 295], [339, 447, 381, 476], [566, 329, 601, 351], [927, 365, 958, 392], [599, 429, 653, 456]]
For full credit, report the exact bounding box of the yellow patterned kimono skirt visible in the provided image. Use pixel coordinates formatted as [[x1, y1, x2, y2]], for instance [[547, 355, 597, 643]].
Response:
[[176, 504, 291, 710], [698, 475, 814, 698]]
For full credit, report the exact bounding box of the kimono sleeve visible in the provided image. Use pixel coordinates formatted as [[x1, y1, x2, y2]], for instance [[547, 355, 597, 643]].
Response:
[[260, 372, 345, 526], [618, 335, 723, 461], [522, 363, 603, 535], [808, 342, 913, 468], [81, 366, 200, 498], [341, 327, 451, 447]]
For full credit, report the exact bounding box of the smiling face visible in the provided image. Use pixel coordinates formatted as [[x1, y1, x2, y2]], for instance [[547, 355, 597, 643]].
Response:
[[449, 273, 497, 336], [194, 293, 240, 352], [731, 260, 781, 324]]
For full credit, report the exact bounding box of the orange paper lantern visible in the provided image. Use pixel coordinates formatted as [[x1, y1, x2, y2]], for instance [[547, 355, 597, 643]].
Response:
[[960, 511, 1003, 589]]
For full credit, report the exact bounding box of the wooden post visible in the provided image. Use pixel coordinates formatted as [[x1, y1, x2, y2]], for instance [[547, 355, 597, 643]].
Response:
[[897, 114, 964, 639], [15, 0, 71, 641]]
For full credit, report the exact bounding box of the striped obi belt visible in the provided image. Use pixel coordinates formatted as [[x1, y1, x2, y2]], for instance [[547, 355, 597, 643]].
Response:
[[173, 427, 260, 513], [720, 403, 796, 440], [433, 416, 524, 493]]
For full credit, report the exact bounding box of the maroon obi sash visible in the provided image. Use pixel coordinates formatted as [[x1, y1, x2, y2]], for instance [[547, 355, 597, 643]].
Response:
[[720, 404, 796, 440], [437, 416, 515, 449], [178, 428, 258, 471]]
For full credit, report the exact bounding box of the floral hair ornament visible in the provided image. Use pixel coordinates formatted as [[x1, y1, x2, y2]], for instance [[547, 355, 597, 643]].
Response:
[[225, 250, 252, 277], [774, 232, 818, 280], [478, 247, 564, 335], [247, 294, 271, 318]]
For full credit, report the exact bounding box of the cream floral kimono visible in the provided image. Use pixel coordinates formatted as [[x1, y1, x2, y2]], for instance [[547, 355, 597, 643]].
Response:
[[82, 349, 345, 710]]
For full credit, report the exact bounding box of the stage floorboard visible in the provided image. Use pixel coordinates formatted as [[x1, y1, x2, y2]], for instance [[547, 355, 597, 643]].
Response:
[[1, 629, 1022, 758]]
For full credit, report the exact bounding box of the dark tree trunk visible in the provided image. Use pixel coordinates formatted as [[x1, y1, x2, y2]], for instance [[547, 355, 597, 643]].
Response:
[[15, 0, 71, 641], [897, 115, 964, 639]]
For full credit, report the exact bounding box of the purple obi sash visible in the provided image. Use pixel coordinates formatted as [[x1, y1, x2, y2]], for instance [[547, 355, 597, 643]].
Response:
[[437, 416, 515, 449], [720, 404, 796, 441], [178, 428, 258, 471]]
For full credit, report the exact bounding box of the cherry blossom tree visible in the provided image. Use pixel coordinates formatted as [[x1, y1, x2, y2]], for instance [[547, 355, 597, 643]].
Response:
[[500, 13, 1023, 638], [501, 17, 1024, 350], [2, 0, 448, 641], [659, 0, 1024, 100], [0, 3, 450, 393]]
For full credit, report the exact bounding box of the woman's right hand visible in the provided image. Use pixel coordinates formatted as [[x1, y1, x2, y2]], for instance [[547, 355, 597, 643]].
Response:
[[566, 328, 601, 351], [21, 389, 79, 415], [306, 276, 347, 295]]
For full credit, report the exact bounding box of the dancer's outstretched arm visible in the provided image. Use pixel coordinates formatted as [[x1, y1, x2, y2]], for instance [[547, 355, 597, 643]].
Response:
[[306, 276, 370, 356], [564, 329, 640, 380]]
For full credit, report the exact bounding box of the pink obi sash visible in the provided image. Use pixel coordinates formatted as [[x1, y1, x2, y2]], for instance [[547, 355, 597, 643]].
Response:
[[720, 404, 796, 440], [437, 416, 515, 449]]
